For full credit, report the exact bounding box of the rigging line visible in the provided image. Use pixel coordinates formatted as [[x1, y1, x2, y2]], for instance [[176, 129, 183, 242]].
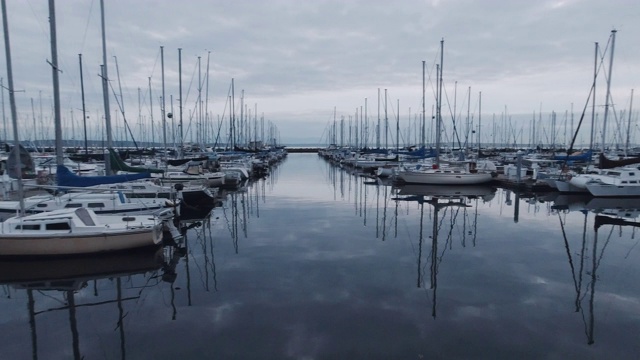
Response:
[[441, 85, 464, 150], [25, 0, 48, 41], [79, 0, 96, 54], [107, 78, 138, 149]]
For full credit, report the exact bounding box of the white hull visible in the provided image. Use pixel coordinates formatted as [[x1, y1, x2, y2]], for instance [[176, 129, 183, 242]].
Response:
[[399, 170, 492, 185], [0, 226, 162, 256], [586, 183, 640, 197], [555, 179, 589, 193], [0, 208, 165, 256]]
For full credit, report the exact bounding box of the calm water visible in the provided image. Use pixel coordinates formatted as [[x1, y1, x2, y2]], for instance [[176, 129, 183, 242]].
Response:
[[1, 153, 639, 359]]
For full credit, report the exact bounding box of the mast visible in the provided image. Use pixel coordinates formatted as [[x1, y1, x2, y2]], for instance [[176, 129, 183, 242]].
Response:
[[79, 54, 88, 155], [100, 0, 112, 173], [384, 88, 388, 149], [161, 46, 167, 166], [589, 42, 598, 151], [478, 91, 482, 157], [1, 0, 24, 215], [204, 51, 211, 147], [48, 0, 62, 164], [422, 60, 426, 148], [364, 99, 367, 148], [178, 48, 183, 157], [30, 98, 36, 148], [197, 56, 202, 146], [396, 99, 399, 154], [148, 77, 154, 147], [436, 38, 444, 166], [601, 30, 616, 153], [624, 89, 634, 156], [0, 77, 5, 144], [231, 78, 235, 148], [377, 88, 380, 148]]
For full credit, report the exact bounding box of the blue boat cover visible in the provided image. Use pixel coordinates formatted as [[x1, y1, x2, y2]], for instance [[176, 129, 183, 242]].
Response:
[[552, 149, 593, 162], [56, 165, 151, 187]]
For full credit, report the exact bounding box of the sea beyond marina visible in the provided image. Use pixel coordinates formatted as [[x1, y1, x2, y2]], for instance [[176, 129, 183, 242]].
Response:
[[0, 153, 638, 359]]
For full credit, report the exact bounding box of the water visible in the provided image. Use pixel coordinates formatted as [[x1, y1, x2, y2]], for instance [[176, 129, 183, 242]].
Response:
[[1, 153, 639, 359]]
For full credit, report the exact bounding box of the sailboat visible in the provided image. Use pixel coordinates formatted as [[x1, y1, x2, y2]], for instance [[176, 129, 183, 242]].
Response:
[[397, 39, 493, 186], [0, 0, 172, 256]]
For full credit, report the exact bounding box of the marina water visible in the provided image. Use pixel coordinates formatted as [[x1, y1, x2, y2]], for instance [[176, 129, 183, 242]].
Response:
[[0, 153, 638, 359]]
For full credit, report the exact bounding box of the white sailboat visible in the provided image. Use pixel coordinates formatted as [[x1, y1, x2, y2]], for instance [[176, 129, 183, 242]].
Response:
[[398, 39, 493, 186]]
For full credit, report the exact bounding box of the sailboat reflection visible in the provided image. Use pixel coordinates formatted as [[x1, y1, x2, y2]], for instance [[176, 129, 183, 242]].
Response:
[[394, 184, 496, 318], [0, 247, 165, 360], [553, 196, 640, 345]]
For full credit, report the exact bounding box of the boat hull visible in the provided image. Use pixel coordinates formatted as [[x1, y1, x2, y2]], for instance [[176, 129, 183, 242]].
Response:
[[0, 224, 163, 256], [586, 183, 640, 197], [399, 171, 493, 185]]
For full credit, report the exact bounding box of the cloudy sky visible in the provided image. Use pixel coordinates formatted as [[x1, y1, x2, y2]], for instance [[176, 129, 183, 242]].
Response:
[[0, 0, 638, 146]]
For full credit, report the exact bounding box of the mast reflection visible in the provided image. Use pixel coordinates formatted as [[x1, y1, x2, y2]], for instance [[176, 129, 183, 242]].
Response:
[[552, 195, 640, 345], [394, 184, 496, 318], [0, 247, 165, 360]]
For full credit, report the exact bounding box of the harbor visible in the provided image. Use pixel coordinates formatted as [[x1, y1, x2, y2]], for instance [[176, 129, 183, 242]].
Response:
[[1, 153, 639, 359], [0, 0, 639, 358]]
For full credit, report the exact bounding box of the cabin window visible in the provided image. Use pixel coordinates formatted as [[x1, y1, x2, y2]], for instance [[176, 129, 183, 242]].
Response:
[[46, 222, 71, 230], [36, 204, 48, 208], [87, 203, 105, 208], [630, 172, 636, 176], [122, 216, 136, 222], [622, 181, 628, 184], [16, 224, 40, 230], [65, 203, 82, 208], [631, 181, 638, 184]]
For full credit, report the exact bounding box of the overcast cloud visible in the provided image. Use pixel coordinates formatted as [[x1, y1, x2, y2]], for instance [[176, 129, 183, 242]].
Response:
[[0, 0, 637, 145]]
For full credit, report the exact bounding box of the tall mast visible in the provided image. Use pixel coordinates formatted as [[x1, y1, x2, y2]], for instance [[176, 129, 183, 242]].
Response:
[[204, 51, 211, 147], [2, 0, 24, 214], [137, 87, 141, 144], [178, 48, 183, 157], [589, 42, 598, 151], [364, 99, 367, 148], [160, 46, 167, 166], [478, 91, 482, 157], [422, 60, 426, 148], [0, 77, 5, 144], [384, 88, 388, 149], [100, 0, 112, 173], [231, 78, 235, 148], [436, 38, 444, 166], [79, 54, 88, 155], [396, 99, 400, 154], [48, 0, 62, 165], [197, 56, 201, 145], [148, 77, 154, 147], [377, 88, 380, 148], [601, 30, 616, 153], [30, 98, 36, 148]]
